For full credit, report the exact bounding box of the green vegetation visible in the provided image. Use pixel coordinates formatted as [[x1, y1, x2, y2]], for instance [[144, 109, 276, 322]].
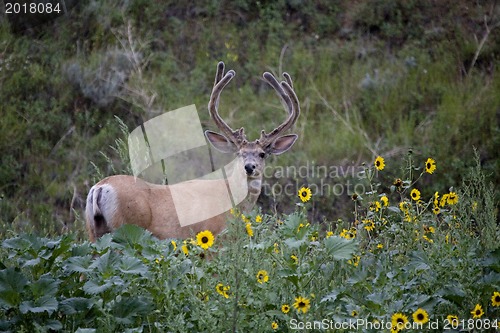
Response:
[[0, 154, 498, 331], [0, 1, 499, 330], [0, 0, 498, 233]]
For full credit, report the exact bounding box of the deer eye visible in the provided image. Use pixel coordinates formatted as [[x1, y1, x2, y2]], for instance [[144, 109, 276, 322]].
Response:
[[259, 152, 266, 158]]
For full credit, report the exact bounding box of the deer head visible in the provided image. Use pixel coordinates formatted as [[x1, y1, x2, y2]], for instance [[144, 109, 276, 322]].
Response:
[[205, 62, 300, 205]]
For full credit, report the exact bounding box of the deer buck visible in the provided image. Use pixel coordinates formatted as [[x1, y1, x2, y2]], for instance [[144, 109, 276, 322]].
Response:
[[85, 61, 300, 241]]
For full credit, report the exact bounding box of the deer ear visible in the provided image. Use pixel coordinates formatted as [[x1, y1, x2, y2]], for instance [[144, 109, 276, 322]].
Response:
[[205, 130, 238, 153], [267, 134, 298, 155]]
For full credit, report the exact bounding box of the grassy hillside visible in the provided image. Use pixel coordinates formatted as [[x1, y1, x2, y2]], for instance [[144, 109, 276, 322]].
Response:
[[0, 2, 499, 332], [0, 0, 498, 236]]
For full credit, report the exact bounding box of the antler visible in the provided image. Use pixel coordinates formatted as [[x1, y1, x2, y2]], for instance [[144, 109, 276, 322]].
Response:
[[258, 71, 300, 147], [208, 61, 247, 145]]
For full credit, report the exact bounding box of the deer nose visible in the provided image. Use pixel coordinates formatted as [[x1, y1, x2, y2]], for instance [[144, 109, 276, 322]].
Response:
[[244, 163, 256, 175]]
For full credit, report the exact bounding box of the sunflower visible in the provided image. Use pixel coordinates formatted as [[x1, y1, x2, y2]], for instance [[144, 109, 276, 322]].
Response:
[[196, 230, 214, 250], [281, 304, 290, 314], [433, 206, 440, 215], [370, 201, 381, 212], [381, 195, 389, 207], [340, 228, 356, 240], [348, 255, 360, 267], [410, 188, 421, 201], [447, 192, 458, 205], [171, 240, 177, 251], [271, 322, 278, 330], [440, 193, 449, 207], [391, 313, 408, 330], [412, 308, 429, 325], [374, 156, 385, 170], [216, 283, 230, 298], [256, 270, 269, 284], [492, 291, 500, 307], [471, 304, 484, 318], [446, 315, 459, 326], [291, 254, 299, 264], [363, 219, 375, 231], [182, 239, 190, 255], [293, 296, 311, 314], [425, 158, 436, 174], [255, 215, 263, 223], [245, 222, 253, 237], [298, 187, 312, 203]]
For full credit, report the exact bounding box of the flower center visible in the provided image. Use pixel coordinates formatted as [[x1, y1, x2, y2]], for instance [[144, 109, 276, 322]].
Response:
[[202, 236, 208, 243]]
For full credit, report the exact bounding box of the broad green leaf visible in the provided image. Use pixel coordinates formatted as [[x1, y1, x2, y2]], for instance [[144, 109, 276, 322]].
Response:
[[75, 328, 96, 333], [112, 224, 153, 248], [42, 319, 63, 330], [284, 238, 306, 249], [19, 295, 58, 315], [30, 274, 60, 298], [2, 236, 32, 251], [59, 297, 94, 315], [89, 250, 120, 276], [277, 269, 299, 288], [0, 268, 28, 309], [83, 279, 114, 295], [323, 236, 357, 260], [119, 255, 149, 276], [436, 285, 466, 304], [112, 296, 153, 325], [407, 251, 430, 271], [320, 291, 339, 303], [64, 255, 93, 273]]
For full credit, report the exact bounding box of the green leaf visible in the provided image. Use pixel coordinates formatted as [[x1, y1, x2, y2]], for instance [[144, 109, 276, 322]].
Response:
[[112, 224, 153, 248], [277, 269, 299, 288], [89, 250, 120, 276], [75, 328, 96, 333], [30, 274, 60, 298], [2, 236, 32, 251], [284, 238, 306, 249], [436, 285, 466, 304], [59, 297, 94, 315], [320, 291, 339, 303], [407, 251, 430, 271], [118, 255, 149, 276], [44, 319, 63, 330], [0, 268, 28, 309], [112, 296, 153, 325], [323, 236, 357, 260], [64, 255, 93, 273], [19, 295, 58, 315], [83, 278, 118, 295]]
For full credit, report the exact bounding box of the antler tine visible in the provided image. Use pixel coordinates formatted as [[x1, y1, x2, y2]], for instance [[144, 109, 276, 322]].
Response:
[[259, 71, 300, 146], [208, 62, 246, 144], [283, 72, 293, 89]]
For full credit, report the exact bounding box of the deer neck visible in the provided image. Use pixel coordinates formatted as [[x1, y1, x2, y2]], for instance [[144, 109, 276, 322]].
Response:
[[238, 172, 262, 213]]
